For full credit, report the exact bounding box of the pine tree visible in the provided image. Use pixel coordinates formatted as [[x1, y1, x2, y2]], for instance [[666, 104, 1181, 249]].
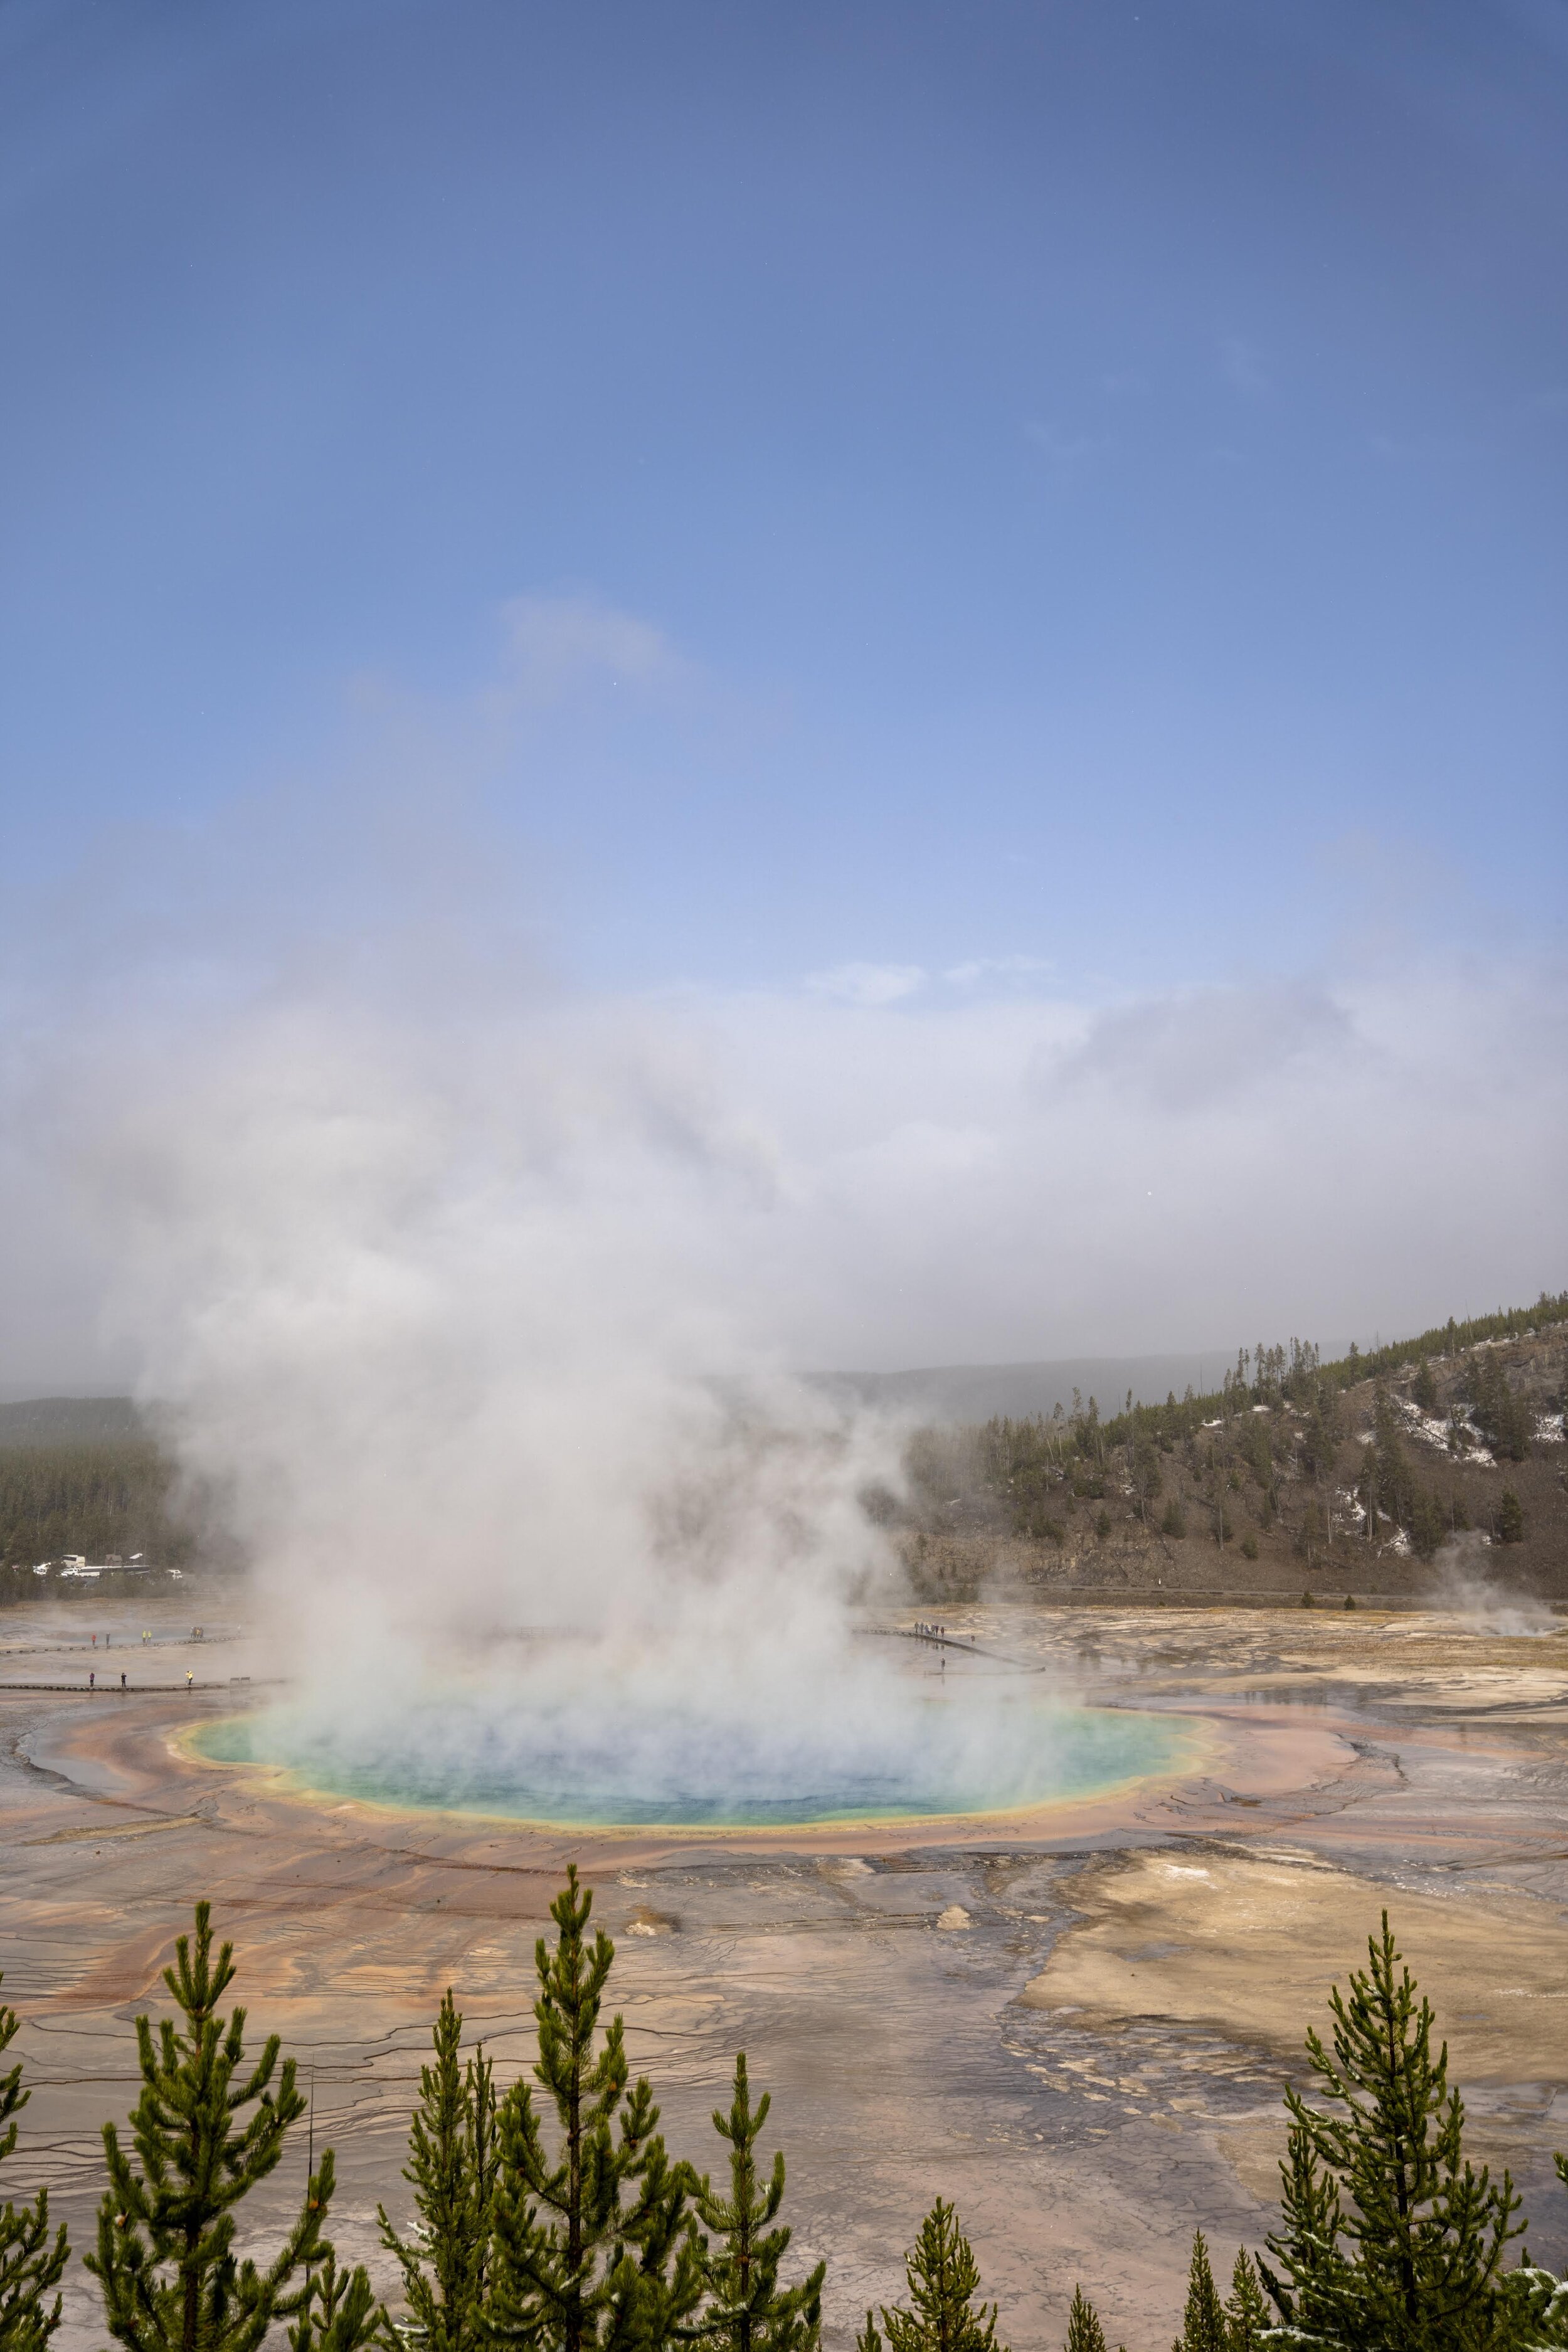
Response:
[[1408, 1490, 1445, 1564], [1222, 2252, 1268, 2352], [1264, 2120, 1345, 2346], [1470, 1360, 1532, 1465], [1526, 2156, 1568, 2339], [0, 1975, 68, 2352], [1301, 1388, 1338, 1485], [691, 2057, 822, 2352], [1062, 2286, 1106, 2352], [379, 1992, 496, 2352], [1497, 1490, 1525, 1545], [1172, 2232, 1224, 2352], [487, 1867, 701, 2352], [1370, 1386, 1413, 1537], [85, 1900, 373, 2352], [1261, 1913, 1529, 2352], [1357, 1448, 1379, 1543], [289, 2248, 379, 2352], [859, 2201, 1002, 2352]]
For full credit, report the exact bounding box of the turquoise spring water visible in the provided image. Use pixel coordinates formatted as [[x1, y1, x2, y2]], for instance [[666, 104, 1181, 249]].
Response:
[[193, 1689, 1194, 1828]]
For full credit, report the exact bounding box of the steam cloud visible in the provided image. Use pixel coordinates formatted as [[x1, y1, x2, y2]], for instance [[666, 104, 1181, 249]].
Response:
[[1, 659, 1562, 1808], [38, 934, 1125, 1814], [78, 974, 948, 1808]]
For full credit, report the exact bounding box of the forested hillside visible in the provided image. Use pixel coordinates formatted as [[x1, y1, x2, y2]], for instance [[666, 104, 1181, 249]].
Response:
[[901, 1290, 1568, 1603], [0, 1436, 197, 1588], [4, 1289, 1564, 1607]]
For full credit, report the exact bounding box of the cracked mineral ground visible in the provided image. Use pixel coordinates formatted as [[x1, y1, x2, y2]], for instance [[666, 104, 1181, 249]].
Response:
[[4, 1597, 1567, 2352]]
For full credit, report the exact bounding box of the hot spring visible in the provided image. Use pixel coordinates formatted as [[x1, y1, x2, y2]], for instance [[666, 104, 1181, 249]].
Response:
[[191, 1656, 1195, 1828]]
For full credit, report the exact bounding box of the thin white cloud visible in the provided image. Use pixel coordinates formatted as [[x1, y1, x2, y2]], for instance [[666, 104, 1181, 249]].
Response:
[[943, 955, 1053, 988], [704, 958, 1565, 1369], [804, 961, 926, 1007], [499, 592, 696, 707], [1024, 418, 1106, 467], [1048, 978, 1355, 1112]]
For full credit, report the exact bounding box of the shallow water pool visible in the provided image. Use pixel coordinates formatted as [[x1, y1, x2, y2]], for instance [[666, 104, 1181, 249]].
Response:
[[193, 1687, 1195, 1828]]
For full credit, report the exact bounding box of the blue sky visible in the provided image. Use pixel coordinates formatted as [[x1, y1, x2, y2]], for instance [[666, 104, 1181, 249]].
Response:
[[4, 0, 1564, 995], [1, 2, 1565, 1388]]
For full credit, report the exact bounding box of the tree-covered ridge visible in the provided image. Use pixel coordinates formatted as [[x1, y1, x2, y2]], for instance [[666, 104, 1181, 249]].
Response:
[[1301, 1291, 1568, 1398], [3, 1287, 1561, 1586], [992, 1287, 1568, 1462], [903, 1289, 1566, 1583]]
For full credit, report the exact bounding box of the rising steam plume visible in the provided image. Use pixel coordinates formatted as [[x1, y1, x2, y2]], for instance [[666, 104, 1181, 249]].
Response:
[[55, 913, 1121, 1820], [82, 961, 951, 1809], [3, 770, 1562, 1811]]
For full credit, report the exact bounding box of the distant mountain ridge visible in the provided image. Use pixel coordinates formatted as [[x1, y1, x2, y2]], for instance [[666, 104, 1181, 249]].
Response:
[[1, 1353, 1353, 1446], [0, 1315, 1524, 1445], [811, 1352, 1287, 1425], [0, 1396, 148, 1445]]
